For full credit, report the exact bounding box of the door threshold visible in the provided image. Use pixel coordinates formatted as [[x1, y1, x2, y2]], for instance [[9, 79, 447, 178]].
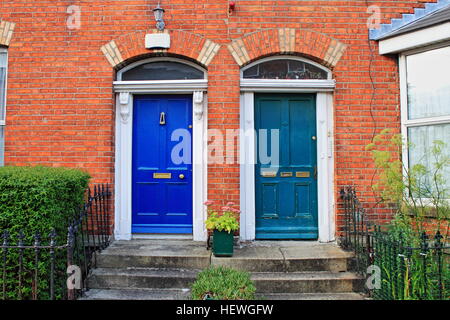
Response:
[[132, 234, 193, 240], [240, 240, 336, 247]]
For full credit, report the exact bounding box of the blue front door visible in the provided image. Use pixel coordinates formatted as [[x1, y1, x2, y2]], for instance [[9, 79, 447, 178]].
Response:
[[132, 95, 193, 234], [255, 93, 318, 239]]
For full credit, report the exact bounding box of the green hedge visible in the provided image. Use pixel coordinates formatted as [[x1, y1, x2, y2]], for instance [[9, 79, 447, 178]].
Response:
[[0, 166, 90, 299]]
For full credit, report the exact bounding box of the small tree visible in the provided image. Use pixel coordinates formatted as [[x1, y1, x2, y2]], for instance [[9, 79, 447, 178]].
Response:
[[366, 129, 449, 239], [366, 130, 449, 300]]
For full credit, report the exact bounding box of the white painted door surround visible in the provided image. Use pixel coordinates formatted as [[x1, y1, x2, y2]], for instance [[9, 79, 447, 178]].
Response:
[[239, 56, 336, 242], [113, 58, 208, 241], [112, 56, 336, 243]]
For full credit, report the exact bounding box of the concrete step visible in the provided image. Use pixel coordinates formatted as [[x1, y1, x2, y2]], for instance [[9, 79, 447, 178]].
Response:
[[96, 240, 210, 270], [88, 267, 363, 295], [88, 268, 199, 289], [83, 240, 365, 300], [211, 242, 355, 272], [96, 240, 355, 273], [257, 292, 367, 300], [81, 289, 366, 301], [81, 288, 191, 300], [251, 271, 364, 293]]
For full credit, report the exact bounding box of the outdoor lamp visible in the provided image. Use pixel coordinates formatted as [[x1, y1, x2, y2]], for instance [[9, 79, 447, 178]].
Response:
[[153, 3, 165, 31]]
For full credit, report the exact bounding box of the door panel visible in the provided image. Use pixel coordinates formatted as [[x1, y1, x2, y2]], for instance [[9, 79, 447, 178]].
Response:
[[255, 93, 318, 239], [132, 95, 193, 234], [261, 183, 279, 218]]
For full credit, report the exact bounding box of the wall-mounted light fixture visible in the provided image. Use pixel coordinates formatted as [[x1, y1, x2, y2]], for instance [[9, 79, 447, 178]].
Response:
[[153, 2, 165, 31], [229, 1, 236, 14]]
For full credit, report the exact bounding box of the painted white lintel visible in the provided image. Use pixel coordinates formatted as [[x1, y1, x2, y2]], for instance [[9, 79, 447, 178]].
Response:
[[113, 80, 208, 93], [240, 79, 336, 92]]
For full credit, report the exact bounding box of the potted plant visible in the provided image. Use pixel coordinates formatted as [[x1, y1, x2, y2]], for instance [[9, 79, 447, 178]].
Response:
[[204, 201, 239, 257], [191, 266, 256, 300]]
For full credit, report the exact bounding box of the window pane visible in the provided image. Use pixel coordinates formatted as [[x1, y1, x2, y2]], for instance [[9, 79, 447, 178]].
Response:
[[121, 61, 204, 81], [0, 51, 6, 122], [406, 46, 450, 120], [243, 59, 328, 80], [0, 126, 4, 166], [408, 123, 450, 192]]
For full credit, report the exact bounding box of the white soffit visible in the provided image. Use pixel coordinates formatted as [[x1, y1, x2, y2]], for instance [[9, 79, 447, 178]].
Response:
[[379, 22, 450, 55]]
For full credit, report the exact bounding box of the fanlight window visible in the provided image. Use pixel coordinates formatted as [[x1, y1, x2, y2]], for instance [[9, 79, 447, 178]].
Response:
[[121, 61, 204, 81], [243, 59, 328, 80]]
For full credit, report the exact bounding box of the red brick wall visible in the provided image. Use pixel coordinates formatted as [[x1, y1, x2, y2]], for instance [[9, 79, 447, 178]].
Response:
[[0, 0, 439, 232]]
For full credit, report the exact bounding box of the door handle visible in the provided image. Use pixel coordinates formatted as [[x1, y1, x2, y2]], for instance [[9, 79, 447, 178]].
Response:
[[179, 174, 185, 179], [314, 166, 317, 180]]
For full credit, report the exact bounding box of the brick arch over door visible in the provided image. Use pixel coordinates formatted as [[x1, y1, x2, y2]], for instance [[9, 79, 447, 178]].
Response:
[[100, 30, 220, 69], [0, 20, 16, 47], [227, 28, 347, 69]]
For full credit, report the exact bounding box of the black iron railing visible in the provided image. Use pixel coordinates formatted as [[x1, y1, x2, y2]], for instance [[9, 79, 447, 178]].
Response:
[[1, 184, 112, 300], [339, 186, 449, 300]]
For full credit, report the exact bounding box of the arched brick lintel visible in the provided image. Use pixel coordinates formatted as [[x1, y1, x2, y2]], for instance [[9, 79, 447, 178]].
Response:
[[227, 28, 347, 69], [0, 20, 16, 47], [100, 30, 220, 69]]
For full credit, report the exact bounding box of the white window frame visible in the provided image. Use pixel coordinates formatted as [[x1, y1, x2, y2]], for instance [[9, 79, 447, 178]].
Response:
[[240, 55, 335, 92], [0, 47, 7, 167], [116, 56, 207, 82], [0, 47, 7, 126], [399, 41, 450, 196]]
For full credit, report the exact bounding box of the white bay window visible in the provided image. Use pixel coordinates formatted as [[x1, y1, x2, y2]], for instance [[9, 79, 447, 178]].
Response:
[[0, 47, 7, 166], [400, 44, 450, 193]]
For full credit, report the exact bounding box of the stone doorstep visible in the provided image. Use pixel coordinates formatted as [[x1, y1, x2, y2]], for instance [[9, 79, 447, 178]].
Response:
[[88, 268, 199, 289], [210, 244, 354, 272], [88, 267, 363, 293], [80, 289, 367, 301], [257, 292, 367, 300], [96, 239, 356, 273], [80, 288, 191, 300], [251, 271, 365, 293], [84, 239, 365, 300]]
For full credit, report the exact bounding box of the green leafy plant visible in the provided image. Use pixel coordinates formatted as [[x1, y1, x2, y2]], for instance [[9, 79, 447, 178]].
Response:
[[366, 130, 449, 300], [191, 266, 256, 300], [366, 129, 450, 234], [371, 229, 449, 300], [0, 166, 90, 300], [204, 201, 239, 233]]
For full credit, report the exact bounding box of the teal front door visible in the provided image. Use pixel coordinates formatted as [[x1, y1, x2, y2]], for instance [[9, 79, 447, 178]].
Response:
[[255, 93, 318, 239]]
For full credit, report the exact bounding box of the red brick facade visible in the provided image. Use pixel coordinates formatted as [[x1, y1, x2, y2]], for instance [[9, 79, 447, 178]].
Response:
[[0, 0, 439, 234]]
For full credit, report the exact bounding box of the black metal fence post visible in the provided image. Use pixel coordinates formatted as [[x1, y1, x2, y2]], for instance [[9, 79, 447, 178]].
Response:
[[2, 230, 9, 300], [17, 231, 24, 300], [420, 232, 429, 300], [49, 229, 56, 300], [32, 232, 41, 300], [67, 225, 75, 300], [434, 231, 443, 300]]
